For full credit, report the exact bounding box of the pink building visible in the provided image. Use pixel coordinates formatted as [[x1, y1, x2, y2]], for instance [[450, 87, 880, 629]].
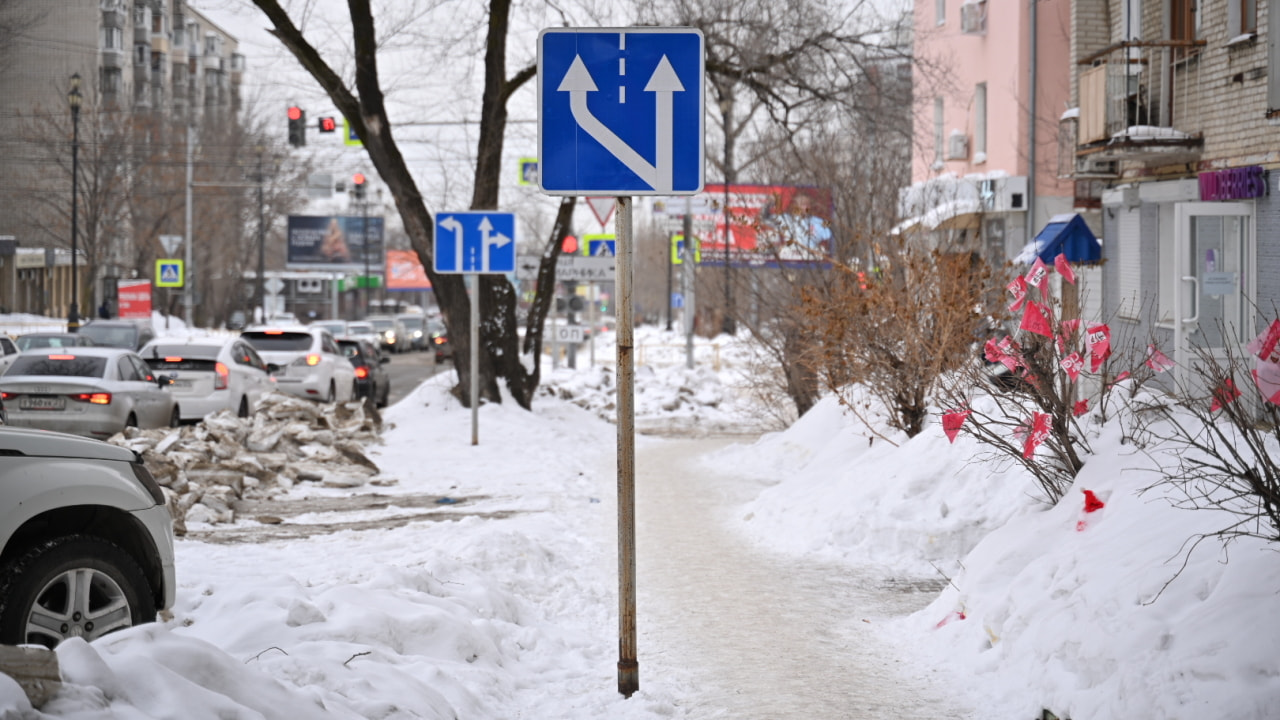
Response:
[[899, 0, 1075, 261]]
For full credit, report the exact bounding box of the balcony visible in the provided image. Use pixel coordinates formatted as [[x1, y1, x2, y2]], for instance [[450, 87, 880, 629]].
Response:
[[1076, 39, 1206, 164]]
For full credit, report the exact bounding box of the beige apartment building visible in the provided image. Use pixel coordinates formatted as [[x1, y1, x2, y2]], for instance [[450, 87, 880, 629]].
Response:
[[1059, 0, 1280, 384], [0, 0, 243, 319]]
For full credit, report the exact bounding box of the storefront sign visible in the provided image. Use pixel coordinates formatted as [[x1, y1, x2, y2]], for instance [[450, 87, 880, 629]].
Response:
[[117, 279, 152, 319], [1199, 166, 1268, 201]]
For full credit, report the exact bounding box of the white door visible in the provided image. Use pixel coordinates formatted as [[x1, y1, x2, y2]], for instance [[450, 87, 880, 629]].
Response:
[[1173, 202, 1254, 387]]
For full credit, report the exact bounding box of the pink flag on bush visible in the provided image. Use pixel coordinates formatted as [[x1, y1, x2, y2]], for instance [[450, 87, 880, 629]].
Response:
[[1020, 302, 1054, 338], [1025, 258, 1051, 301], [1210, 378, 1242, 412], [1022, 412, 1051, 458], [1057, 318, 1082, 354], [1007, 276, 1028, 312], [1073, 399, 1090, 417], [1054, 253, 1076, 285], [1252, 364, 1280, 405], [942, 410, 970, 443], [1145, 345, 1175, 373], [1060, 352, 1084, 381], [984, 338, 1002, 363], [1247, 320, 1280, 361], [1246, 321, 1280, 404], [1087, 323, 1112, 373]]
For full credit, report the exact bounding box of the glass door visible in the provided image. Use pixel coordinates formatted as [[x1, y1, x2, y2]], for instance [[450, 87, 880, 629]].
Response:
[[1173, 202, 1254, 385]]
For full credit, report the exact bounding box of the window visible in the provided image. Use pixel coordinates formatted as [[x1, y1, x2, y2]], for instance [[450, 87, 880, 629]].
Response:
[[974, 83, 987, 162], [1231, 0, 1258, 35], [151, 11, 162, 34], [936, 0, 946, 25], [933, 97, 945, 167], [101, 67, 122, 95], [134, 44, 147, 65], [1170, 0, 1198, 41], [101, 26, 122, 50]]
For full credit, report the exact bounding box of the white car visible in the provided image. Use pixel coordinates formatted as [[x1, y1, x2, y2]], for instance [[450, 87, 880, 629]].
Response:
[[0, 426, 175, 648], [139, 337, 275, 421], [0, 347, 180, 439], [240, 327, 357, 403]]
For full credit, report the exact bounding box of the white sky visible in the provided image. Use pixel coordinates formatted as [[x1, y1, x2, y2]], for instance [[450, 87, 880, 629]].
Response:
[[2, 319, 1277, 718]]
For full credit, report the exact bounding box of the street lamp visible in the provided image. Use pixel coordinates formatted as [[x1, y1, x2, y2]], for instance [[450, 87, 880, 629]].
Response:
[[67, 73, 82, 332]]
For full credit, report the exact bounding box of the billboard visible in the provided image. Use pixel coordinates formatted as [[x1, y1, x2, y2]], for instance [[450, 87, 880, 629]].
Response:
[[287, 215, 385, 271], [654, 184, 834, 266], [117, 279, 152, 319], [385, 249, 431, 291]]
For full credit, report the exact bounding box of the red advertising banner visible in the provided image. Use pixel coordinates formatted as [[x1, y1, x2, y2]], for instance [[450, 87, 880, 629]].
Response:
[[385, 249, 431, 291], [117, 279, 152, 319], [698, 184, 833, 257]]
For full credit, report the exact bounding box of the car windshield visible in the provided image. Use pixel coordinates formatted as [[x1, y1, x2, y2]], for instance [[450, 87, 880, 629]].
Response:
[[78, 325, 137, 348], [368, 319, 394, 331], [241, 332, 313, 352], [348, 323, 373, 334], [16, 335, 86, 350], [7, 354, 108, 378]]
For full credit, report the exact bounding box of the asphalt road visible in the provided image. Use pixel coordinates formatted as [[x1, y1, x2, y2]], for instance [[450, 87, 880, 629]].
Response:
[[382, 347, 449, 407]]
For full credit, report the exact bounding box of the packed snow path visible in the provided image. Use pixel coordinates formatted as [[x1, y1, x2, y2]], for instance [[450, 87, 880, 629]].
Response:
[[620, 437, 976, 719]]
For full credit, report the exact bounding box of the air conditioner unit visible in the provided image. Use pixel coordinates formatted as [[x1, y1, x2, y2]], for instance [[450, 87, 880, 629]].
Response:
[[979, 177, 1029, 213], [961, 1, 987, 35], [946, 130, 970, 161]]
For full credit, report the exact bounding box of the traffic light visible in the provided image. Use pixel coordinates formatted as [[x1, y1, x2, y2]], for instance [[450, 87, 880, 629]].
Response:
[[287, 106, 306, 147], [318, 116, 337, 133], [561, 235, 578, 254], [352, 173, 367, 200]]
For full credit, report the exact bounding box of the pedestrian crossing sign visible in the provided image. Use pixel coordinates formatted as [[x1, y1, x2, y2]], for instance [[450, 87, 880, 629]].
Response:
[[155, 259, 184, 288], [584, 234, 616, 257]]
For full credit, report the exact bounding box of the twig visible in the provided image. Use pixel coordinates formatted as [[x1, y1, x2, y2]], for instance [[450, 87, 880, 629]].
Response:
[[344, 651, 372, 667], [245, 646, 289, 663]]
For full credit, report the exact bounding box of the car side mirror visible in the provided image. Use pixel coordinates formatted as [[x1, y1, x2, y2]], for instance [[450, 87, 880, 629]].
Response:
[[157, 376, 174, 387]]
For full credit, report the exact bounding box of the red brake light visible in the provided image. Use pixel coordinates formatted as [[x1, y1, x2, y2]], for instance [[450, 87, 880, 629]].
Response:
[[306, 354, 321, 366], [214, 362, 230, 390], [0, 392, 15, 400], [165, 356, 183, 362], [354, 366, 369, 379], [72, 392, 112, 405], [264, 330, 284, 335], [47, 354, 74, 360]]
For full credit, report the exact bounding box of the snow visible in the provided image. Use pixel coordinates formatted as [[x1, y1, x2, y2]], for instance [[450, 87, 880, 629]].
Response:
[[2, 321, 1278, 718]]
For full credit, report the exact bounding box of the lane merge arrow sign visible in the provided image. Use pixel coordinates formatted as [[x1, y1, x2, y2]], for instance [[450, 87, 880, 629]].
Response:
[[538, 28, 704, 196]]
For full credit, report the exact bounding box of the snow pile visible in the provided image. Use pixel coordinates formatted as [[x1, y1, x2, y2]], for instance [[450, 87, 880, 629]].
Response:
[[108, 391, 384, 533]]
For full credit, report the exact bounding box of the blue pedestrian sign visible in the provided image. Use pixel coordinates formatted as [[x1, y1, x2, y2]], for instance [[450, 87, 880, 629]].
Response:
[[155, 259, 183, 288], [538, 28, 704, 196], [433, 212, 516, 274]]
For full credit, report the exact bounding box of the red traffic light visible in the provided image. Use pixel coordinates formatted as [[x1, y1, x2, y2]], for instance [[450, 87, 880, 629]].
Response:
[[287, 106, 302, 121], [352, 173, 366, 186], [561, 235, 578, 254], [318, 116, 336, 133]]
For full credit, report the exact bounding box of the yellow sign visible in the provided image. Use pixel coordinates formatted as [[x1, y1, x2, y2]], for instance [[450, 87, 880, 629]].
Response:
[[671, 234, 701, 264], [518, 158, 538, 186], [582, 233, 616, 257], [343, 117, 362, 147], [155, 259, 184, 287]]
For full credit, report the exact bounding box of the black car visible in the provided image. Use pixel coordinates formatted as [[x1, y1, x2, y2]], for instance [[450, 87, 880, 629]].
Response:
[[338, 337, 390, 408], [77, 320, 156, 351]]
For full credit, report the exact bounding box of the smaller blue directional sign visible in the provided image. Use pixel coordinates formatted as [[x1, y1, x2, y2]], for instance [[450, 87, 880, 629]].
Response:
[[433, 212, 517, 274], [539, 28, 704, 196]]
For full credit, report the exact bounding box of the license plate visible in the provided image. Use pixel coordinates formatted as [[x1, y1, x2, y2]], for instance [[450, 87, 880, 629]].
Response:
[[20, 396, 66, 411], [172, 379, 194, 388]]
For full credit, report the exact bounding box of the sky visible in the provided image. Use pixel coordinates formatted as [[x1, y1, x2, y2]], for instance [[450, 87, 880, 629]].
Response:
[[1, 317, 1277, 718]]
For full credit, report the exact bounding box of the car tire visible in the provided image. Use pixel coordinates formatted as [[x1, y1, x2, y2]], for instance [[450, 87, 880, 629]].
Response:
[[377, 383, 390, 408], [238, 397, 250, 418], [0, 535, 156, 649], [168, 406, 181, 428], [325, 382, 335, 404], [126, 413, 138, 428]]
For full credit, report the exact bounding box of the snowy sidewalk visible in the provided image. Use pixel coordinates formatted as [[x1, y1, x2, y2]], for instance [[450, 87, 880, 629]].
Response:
[[614, 436, 977, 719]]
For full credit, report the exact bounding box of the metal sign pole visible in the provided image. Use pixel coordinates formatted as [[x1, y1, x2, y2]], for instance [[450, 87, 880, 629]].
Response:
[[615, 196, 638, 697], [683, 197, 695, 369], [470, 273, 479, 445]]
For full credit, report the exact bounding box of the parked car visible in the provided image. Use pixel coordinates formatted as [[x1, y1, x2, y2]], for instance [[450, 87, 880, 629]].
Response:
[[396, 314, 428, 351], [338, 337, 391, 408], [0, 426, 175, 649], [240, 327, 357, 403], [426, 318, 452, 362], [0, 347, 179, 439], [311, 320, 348, 337], [0, 335, 19, 375], [139, 337, 274, 421], [16, 333, 96, 351], [345, 321, 380, 348], [77, 320, 156, 351], [366, 315, 408, 354]]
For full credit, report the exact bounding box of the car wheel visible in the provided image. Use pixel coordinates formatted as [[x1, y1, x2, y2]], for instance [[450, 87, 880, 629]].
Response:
[[168, 406, 181, 428], [377, 383, 390, 408], [325, 382, 335, 404], [126, 413, 138, 428], [0, 535, 156, 649], [238, 397, 250, 418]]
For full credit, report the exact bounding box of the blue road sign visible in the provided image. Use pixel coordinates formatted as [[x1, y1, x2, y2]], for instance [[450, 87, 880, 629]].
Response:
[[588, 238, 616, 257], [433, 212, 517, 274], [538, 28, 704, 196]]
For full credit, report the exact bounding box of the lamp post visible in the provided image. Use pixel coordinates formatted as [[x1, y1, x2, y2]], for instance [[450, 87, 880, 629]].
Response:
[[255, 146, 265, 322], [67, 73, 82, 332], [718, 95, 735, 336]]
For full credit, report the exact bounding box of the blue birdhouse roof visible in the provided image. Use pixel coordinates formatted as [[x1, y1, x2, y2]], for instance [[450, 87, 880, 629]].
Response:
[[1015, 214, 1102, 265]]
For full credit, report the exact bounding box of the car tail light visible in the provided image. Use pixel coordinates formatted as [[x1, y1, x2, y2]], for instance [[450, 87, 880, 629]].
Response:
[[354, 366, 369, 379], [264, 330, 284, 335], [48, 354, 75, 360], [433, 337, 445, 345], [214, 362, 230, 390], [72, 392, 112, 405], [306, 353, 321, 366], [165, 356, 184, 362], [0, 392, 16, 400]]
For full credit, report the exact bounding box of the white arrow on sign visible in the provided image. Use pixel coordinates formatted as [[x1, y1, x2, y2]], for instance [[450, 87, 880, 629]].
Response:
[[440, 216, 464, 271], [478, 217, 512, 273], [558, 53, 684, 193]]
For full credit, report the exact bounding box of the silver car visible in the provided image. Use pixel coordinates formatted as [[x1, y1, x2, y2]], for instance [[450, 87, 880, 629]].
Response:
[[0, 347, 179, 439], [139, 337, 274, 421], [241, 327, 357, 403], [0, 426, 175, 648]]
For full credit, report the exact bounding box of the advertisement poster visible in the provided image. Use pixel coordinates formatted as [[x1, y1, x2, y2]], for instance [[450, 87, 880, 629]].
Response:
[[653, 184, 833, 266], [287, 215, 385, 271], [117, 279, 152, 319], [385, 249, 431, 291]]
